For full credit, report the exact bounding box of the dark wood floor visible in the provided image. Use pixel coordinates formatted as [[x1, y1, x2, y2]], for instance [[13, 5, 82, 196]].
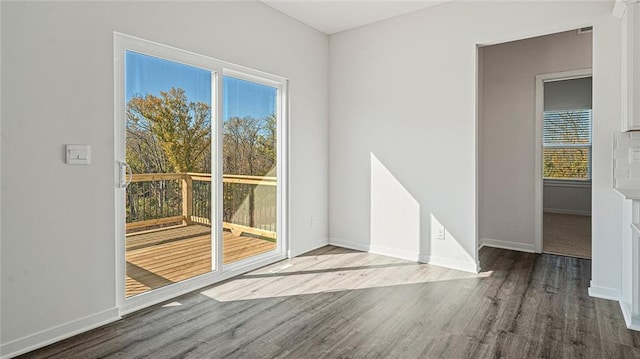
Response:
[[20, 246, 640, 358]]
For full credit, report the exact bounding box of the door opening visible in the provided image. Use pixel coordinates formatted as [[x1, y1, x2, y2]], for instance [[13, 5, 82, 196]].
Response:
[[536, 73, 593, 259], [477, 28, 593, 262]]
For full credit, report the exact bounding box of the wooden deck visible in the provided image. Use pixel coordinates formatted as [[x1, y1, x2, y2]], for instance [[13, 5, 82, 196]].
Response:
[[126, 224, 276, 297]]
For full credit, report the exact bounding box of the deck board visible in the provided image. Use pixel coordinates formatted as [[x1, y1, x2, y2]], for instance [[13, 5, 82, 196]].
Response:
[[125, 225, 276, 297]]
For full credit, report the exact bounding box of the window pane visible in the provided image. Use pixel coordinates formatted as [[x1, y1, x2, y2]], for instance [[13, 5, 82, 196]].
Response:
[[543, 110, 592, 145], [543, 109, 592, 180], [543, 147, 590, 180], [124, 50, 213, 297], [222, 76, 278, 264]]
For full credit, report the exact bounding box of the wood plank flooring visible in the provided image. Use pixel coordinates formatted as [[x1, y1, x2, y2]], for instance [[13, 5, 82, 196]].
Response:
[[126, 225, 276, 297], [21, 246, 640, 358]]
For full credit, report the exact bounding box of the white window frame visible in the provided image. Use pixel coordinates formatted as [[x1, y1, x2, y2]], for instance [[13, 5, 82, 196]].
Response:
[[114, 32, 288, 315], [542, 108, 593, 184]]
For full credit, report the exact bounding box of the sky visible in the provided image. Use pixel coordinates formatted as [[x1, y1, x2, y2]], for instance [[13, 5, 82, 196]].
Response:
[[125, 51, 276, 121]]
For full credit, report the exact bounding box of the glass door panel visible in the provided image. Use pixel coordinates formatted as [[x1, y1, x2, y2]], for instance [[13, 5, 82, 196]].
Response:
[[124, 51, 213, 297], [222, 76, 278, 264]]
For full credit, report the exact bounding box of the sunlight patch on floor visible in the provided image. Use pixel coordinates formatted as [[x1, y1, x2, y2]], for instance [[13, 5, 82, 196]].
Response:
[[161, 301, 182, 307], [200, 251, 492, 302]]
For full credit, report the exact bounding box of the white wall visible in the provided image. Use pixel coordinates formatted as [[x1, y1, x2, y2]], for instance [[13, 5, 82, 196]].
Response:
[[591, 12, 624, 298], [620, 2, 640, 321], [329, 1, 622, 285], [0, 1, 328, 356], [0, 0, 3, 348], [480, 30, 593, 247]]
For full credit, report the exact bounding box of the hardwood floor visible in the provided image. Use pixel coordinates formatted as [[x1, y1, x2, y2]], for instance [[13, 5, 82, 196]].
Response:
[[21, 246, 640, 358]]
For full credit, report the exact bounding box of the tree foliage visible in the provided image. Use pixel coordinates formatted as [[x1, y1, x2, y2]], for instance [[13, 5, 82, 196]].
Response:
[[126, 87, 277, 176], [223, 114, 276, 176], [543, 148, 589, 179], [126, 87, 211, 173]]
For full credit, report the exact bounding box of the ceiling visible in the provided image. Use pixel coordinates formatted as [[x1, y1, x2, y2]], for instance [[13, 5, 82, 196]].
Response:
[[261, 1, 446, 35]]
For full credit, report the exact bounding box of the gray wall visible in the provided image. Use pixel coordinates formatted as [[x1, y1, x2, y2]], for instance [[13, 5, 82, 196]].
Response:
[[544, 184, 592, 215]]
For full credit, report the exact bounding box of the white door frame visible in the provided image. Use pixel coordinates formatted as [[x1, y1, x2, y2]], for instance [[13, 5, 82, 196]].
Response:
[[534, 68, 592, 253], [114, 32, 288, 315]]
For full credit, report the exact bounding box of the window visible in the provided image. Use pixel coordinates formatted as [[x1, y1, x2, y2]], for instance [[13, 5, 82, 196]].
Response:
[[542, 109, 592, 180]]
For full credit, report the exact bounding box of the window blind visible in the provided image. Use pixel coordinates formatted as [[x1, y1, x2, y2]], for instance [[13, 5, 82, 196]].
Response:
[[543, 110, 592, 180], [544, 77, 592, 111]]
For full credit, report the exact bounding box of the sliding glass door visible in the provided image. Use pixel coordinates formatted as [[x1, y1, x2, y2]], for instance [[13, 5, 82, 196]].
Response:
[[115, 33, 287, 312]]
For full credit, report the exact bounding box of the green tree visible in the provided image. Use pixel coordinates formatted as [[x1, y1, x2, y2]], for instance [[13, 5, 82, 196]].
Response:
[[126, 87, 211, 173]]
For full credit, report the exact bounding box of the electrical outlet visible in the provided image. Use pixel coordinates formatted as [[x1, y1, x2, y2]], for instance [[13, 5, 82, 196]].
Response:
[[436, 227, 445, 240], [310, 216, 316, 228]]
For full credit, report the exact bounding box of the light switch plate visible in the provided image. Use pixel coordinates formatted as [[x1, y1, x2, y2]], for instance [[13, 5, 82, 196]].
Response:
[[66, 144, 91, 165]]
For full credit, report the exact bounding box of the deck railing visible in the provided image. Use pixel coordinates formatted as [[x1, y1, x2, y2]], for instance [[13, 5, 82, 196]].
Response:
[[126, 173, 277, 239]]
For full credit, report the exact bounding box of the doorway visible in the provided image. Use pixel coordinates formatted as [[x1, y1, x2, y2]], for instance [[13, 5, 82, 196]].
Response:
[[477, 29, 593, 258], [536, 73, 593, 259], [114, 33, 288, 314]]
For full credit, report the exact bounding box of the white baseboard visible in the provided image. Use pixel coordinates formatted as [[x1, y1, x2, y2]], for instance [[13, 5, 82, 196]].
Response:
[[480, 238, 537, 253], [419, 254, 479, 273], [588, 282, 621, 301], [0, 307, 120, 359], [369, 244, 420, 262], [329, 238, 479, 273], [329, 239, 420, 262], [289, 238, 329, 257], [328, 237, 370, 252], [620, 301, 640, 331], [543, 208, 591, 216], [588, 285, 637, 331]]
